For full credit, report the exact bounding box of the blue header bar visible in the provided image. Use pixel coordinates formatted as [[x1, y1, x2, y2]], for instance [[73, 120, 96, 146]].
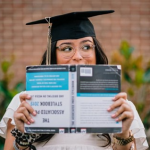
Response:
[[26, 72, 69, 91], [77, 93, 118, 97]]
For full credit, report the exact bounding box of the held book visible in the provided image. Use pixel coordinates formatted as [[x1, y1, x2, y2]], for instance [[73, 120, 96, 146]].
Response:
[[25, 65, 122, 134]]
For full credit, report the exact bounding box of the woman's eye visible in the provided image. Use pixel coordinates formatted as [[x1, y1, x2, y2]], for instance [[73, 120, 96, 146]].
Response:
[[82, 45, 91, 50], [61, 46, 72, 52]]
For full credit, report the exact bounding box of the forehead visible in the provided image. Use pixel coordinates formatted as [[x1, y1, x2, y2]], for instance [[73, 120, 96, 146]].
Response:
[[56, 37, 93, 45]]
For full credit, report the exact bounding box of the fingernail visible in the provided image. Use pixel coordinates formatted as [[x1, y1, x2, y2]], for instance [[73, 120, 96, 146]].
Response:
[[111, 114, 116, 117], [107, 107, 111, 111], [27, 95, 31, 99], [33, 111, 36, 116], [30, 118, 34, 123], [112, 97, 115, 101], [27, 121, 30, 125], [116, 118, 119, 121]]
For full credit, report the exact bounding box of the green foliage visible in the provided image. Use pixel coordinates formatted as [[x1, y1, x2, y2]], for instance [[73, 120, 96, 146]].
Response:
[[111, 40, 150, 134], [143, 64, 150, 83], [0, 58, 25, 149], [120, 41, 134, 60], [0, 137, 4, 150]]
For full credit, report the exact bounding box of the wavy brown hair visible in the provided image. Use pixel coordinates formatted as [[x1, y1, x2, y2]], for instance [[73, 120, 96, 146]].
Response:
[[37, 37, 111, 147]]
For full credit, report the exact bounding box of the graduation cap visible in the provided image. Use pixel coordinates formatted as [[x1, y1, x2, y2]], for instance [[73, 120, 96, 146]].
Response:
[[26, 10, 114, 65]]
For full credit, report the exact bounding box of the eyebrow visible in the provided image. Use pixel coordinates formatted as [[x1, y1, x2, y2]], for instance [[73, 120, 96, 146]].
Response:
[[58, 42, 72, 46], [58, 40, 93, 47], [80, 40, 93, 44]]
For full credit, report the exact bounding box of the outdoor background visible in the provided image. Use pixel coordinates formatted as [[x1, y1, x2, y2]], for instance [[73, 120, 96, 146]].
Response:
[[0, 0, 150, 149]]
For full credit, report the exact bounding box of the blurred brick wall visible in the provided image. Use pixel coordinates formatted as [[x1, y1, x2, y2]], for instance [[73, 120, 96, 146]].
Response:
[[0, 0, 150, 86]]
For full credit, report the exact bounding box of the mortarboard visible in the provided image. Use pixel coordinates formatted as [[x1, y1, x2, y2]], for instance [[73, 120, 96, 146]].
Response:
[[26, 10, 114, 65]]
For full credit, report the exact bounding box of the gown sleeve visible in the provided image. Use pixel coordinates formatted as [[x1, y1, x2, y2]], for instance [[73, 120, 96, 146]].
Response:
[[0, 92, 23, 138], [127, 100, 149, 150]]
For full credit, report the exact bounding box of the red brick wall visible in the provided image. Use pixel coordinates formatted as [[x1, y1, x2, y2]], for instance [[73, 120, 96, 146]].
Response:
[[0, 0, 150, 86]]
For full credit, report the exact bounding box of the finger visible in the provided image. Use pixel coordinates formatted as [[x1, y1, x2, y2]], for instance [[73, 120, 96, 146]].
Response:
[[112, 92, 127, 101], [18, 106, 35, 123], [116, 111, 133, 122], [19, 93, 31, 102], [14, 111, 31, 125], [19, 101, 36, 116], [108, 98, 126, 111], [111, 103, 130, 118]]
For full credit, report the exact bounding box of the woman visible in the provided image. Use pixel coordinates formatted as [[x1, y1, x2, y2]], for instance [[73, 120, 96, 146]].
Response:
[[0, 10, 148, 150]]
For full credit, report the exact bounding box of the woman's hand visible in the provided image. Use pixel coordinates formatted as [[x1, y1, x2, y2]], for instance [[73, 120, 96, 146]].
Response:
[[14, 93, 36, 132], [107, 92, 134, 138]]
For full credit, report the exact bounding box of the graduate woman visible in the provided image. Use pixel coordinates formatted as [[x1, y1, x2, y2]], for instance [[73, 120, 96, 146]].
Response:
[[0, 10, 148, 150]]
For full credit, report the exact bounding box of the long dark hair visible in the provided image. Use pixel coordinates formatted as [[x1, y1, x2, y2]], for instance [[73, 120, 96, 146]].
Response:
[[36, 37, 111, 147]]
